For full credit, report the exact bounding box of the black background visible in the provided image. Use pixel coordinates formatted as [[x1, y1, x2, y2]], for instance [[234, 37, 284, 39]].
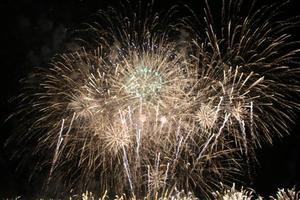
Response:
[[0, 0, 299, 198]]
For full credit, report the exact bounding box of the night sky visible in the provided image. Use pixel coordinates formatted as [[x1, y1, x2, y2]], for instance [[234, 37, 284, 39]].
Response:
[[0, 0, 299, 198]]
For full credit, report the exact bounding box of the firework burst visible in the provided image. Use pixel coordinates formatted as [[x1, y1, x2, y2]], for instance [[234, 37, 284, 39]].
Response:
[[8, 0, 299, 198], [184, 0, 300, 148]]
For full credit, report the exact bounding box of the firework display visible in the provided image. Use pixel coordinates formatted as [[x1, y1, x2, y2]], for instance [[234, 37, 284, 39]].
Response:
[[9, 0, 299, 198]]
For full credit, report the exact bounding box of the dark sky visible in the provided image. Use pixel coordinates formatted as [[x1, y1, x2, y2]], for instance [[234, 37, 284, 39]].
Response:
[[0, 0, 299, 198]]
